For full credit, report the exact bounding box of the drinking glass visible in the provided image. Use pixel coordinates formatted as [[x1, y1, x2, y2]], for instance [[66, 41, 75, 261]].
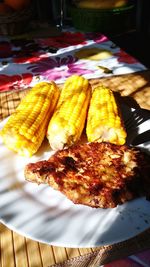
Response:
[[51, 0, 66, 30]]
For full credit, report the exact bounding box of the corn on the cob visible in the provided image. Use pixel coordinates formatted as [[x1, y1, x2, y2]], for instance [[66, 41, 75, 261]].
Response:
[[47, 75, 91, 150], [86, 85, 127, 145], [0, 82, 60, 157]]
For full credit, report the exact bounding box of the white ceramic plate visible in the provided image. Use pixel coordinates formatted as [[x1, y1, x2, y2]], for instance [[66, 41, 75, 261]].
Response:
[[0, 105, 150, 248]]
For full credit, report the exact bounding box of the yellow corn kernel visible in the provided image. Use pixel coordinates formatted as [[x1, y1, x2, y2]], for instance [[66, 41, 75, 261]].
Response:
[[47, 75, 91, 150], [86, 85, 127, 145], [0, 82, 60, 156]]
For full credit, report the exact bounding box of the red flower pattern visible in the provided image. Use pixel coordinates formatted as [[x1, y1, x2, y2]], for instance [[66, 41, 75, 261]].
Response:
[[0, 33, 145, 92], [114, 50, 138, 64], [13, 52, 44, 64], [0, 73, 33, 92], [37, 32, 87, 48]]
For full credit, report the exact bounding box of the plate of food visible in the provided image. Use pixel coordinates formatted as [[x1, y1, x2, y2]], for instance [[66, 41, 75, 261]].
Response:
[[0, 75, 150, 248]]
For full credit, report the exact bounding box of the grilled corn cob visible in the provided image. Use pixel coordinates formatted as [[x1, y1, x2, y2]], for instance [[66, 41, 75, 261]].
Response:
[[86, 85, 127, 145], [47, 75, 91, 150], [0, 82, 60, 156]]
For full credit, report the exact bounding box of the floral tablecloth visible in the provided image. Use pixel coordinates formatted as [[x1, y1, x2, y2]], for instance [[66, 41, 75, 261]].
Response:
[[1, 31, 150, 267], [0, 31, 146, 92], [104, 249, 150, 267]]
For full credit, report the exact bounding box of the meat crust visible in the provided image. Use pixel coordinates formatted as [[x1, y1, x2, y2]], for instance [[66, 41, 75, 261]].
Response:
[[24, 142, 150, 208]]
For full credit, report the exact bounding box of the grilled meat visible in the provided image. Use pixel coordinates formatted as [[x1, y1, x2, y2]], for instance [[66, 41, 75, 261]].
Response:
[[25, 142, 150, 208]]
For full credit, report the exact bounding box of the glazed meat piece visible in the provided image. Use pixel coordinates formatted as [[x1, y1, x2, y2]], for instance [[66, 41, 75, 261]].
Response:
[[25, 142, 150, 208]]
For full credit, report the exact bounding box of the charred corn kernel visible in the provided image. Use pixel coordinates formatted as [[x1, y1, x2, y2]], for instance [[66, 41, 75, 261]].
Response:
[[47, 75, 91, 150], [0, 82, 60, 157], [86, 85, 127, 145]]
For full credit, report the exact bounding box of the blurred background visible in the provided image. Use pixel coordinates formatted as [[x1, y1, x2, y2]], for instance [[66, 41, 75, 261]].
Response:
[[27, 0, 150, 68], [31, 0, 150, 68], [0, 0, 150, 67]]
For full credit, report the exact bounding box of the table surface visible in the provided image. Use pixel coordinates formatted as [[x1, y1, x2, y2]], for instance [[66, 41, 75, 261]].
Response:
[[0, 69, 150, 267]]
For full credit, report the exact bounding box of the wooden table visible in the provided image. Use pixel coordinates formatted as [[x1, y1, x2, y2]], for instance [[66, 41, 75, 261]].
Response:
[[1, 70, 150, 267]]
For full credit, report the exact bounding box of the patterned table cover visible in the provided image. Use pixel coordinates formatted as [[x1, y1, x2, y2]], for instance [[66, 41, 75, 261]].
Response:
[[0, 30, 150, 267], [0, 31, 146, 93]]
